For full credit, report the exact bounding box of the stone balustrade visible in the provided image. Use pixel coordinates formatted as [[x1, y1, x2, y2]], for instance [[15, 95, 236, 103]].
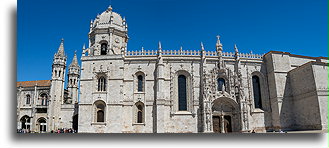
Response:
[[125, 49, 263, 59]]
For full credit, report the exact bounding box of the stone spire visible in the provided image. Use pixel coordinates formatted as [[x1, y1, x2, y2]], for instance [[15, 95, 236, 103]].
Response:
[[69, 51, 79, 68], [201, 42, 205, 51], [216, 36, 225, 69], [158, 41, 162, 55], [216, 35, 223, 51], [158, 41, 162, 50], [56, 38, 65, 57], [234, 44, 238, 53], [234, 44, 239, 59], [107, 5, 113, 12]]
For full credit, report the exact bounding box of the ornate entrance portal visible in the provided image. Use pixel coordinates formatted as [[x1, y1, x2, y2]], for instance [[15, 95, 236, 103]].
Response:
[[212, 97, 240, 133], [213, 115, 232, 133]]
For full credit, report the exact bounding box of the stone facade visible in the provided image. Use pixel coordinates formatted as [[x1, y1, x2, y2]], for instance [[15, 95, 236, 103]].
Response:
[[17, 6, 328, 133]]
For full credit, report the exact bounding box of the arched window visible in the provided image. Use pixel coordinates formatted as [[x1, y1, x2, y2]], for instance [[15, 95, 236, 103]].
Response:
[[59, 70, 61, 77], [94, 101, 106, 122], [101, 43, 107, 55], [178, 75, 187, 111], [137, 104, 144, 123], [97, 110, 104, 122], [20, 116, 31, 130], [98, 77, 106, 92], [26, 94, 31, 104], [217, 78, 226, 91], [252, 75, 262, 109], [55, 70, 57, 77], [37, 118, 47, 133], [137, 75, 143, 92]]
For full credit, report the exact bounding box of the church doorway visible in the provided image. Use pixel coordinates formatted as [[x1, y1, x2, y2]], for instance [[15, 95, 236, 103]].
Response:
[[37, 117, 47, 133], [211, 97, 241, 133], [212, 115, 232, 133]]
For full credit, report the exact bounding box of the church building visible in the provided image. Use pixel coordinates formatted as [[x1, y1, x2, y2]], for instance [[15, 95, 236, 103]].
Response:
[[17, 5, 328, 133]]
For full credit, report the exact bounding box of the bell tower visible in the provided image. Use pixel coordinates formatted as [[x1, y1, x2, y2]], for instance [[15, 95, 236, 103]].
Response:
[[88, 5, 128, 56], [48, 38, 67, 132], [67, 51, 80, 104]]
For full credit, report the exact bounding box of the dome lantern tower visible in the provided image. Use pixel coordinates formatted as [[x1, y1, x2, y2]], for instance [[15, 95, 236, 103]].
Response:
[[88, 5, 128, 56]]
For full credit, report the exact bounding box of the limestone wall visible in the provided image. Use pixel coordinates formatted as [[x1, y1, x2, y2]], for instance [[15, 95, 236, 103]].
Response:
[[288, 62, 327, 130]]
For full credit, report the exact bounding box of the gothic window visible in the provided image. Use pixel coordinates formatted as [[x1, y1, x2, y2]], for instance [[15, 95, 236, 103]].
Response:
[[26, 94, 31, 104], [178, 75, 187, 111], [252, 75, 262, 109], [20, 115, 31, 130], [40, 93, 48, 106], [55, 70, 57, 77], [101, 43, 107, 55], [94, 101, 106, 122], [59, 70, 61, 77], [98, 76, 106, 92], [217, 78, 226, 91], [136, 102, 144, 123], [137, 75, 143, 92]]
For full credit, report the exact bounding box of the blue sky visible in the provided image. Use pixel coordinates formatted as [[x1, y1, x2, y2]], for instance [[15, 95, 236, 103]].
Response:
[[17, 0, 328, 82]]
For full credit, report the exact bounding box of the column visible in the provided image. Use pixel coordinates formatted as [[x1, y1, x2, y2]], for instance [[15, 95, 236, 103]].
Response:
[[220, 115, 225, 133]]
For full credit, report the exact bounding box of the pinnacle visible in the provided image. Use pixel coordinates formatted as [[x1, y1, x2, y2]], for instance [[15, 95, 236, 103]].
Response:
[[234, 44, 239, 53], [69, 52, 79, 68], [56, 38, 65, 57], [158, 41, 162, 50]]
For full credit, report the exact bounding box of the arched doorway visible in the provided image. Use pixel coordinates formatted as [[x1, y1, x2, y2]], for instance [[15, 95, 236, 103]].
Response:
[[212, 97, 240, 133], [20, 115, 31, 130], [37, 117, 47, 133]]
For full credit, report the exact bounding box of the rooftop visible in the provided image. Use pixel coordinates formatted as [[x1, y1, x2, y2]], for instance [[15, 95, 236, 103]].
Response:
[[17, 80, 51, 88]]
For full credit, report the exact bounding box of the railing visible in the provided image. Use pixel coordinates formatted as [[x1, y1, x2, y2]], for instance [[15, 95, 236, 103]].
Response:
[[125, 49, 263, 59]]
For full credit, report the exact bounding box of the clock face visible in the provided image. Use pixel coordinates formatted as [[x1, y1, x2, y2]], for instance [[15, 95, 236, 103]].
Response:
[[115, 38, 120, 43]]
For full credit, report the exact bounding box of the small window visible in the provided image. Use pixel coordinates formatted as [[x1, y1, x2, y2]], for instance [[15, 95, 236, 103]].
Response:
[[98, 77, 106, 92], [137, 105, 143, 123], [101, 43, 107, 55], [137, 75, 143, 92], [40, 93, 48, 106], [94, 101, 106, 123], [178, 75, 187, 111], [26, 95, 31, 104], [217, 78, 226, 91], [97, 110, 104, 122], [252, 76, 262, 109], [135, 102, 145, 124]]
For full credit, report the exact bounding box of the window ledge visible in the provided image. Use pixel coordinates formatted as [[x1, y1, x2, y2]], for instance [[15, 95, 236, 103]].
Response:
[[91, 122, 106, 126], [92, 92, 107, 94], [132, 123, 145, 126], [173, 111, 193, 115], [252, 108, 264, 113], [134, 92, 145, 94]]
